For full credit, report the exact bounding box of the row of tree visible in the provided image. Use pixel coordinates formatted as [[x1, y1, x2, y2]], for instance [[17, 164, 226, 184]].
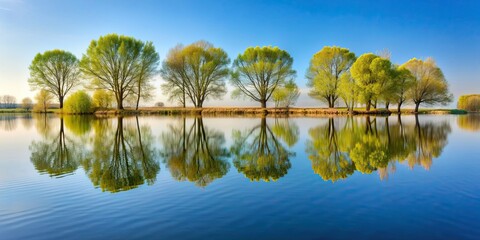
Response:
[[29, 115, 452, 191], [27, 34, 452, 112], [306, 47, 453, 112]]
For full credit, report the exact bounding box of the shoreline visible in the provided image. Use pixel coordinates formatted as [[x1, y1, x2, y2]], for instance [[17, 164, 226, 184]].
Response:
[[0, 107, 470, 116]]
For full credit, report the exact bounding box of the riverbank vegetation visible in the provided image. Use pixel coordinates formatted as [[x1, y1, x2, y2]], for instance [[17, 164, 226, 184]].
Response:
[[8, 33, 467, 115]]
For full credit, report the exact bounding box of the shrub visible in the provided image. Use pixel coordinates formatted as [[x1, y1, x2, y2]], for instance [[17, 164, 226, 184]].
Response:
[[457, 94, 480, 112], [63, 91, 93, 114], [92, 89, 113, 109]]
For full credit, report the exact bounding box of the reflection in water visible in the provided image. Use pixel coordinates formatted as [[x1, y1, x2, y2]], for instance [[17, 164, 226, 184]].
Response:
[[82, 117, 160, 192], [160, 118, 230, 187], [404, 116, 451, 170], [27, 114, 453, 191], [457, 114, 480, 132], [307, 115, 451, 181], [231, 118, 297, 182], [0, 114, 18, 131], [30, 117, 82, 177], [306, 118, 355, 182]]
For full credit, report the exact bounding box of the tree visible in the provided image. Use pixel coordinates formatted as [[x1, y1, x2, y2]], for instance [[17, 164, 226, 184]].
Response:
[[392, 66, 414, 112], [133, 42, 159, 110], [80, 34, 160, 110], [161, 41, 230, 108], [92, 89, 114, 109], [350, 53, 393, 111], [338, 73, 358, 112], [457, 94, 480, 112], [1, 95, 16, 108], [21, 97, 33, 110], [402, 58, 453, 112], [28, 49, 81, 109], [231, 46, 296, 108], [272, 80, 300, 108], [34, 89, 54, 113], [306, 46, 356, 108], [63, 91, 93, 114]]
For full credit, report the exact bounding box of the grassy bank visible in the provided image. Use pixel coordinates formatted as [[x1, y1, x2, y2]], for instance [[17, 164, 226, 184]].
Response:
[[93, 107, 468, 117], [0, 107, 468, 116]]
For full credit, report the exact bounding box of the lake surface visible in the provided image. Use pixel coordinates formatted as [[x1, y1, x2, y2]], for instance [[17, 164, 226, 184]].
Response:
[[0, 114, 479, 239]]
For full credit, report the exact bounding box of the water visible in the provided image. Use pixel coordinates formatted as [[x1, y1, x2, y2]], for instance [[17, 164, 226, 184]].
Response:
[[0, 114, 479, 239]]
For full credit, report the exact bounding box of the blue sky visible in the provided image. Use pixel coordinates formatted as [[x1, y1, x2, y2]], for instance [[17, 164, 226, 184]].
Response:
[[0, 0, 479, 107]]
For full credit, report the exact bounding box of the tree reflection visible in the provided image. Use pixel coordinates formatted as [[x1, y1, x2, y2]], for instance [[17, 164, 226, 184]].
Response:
[[457, 114, 480, 132], [160, 117, 230, 187], [0, 114, 18, 131], [231, 118, 296, 182], [403, 115, 451, 170], [306, 115, 451, 181], [30, 117, 81, 177], [306, 118, 355, 182], [82, 117, 160, 192]]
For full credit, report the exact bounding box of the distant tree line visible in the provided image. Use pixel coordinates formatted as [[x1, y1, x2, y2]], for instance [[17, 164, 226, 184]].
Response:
[[24, 34, 454, 113], [457, 94, 480, 112]]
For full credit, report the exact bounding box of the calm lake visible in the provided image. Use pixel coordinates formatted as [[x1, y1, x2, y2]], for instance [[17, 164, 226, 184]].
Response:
[[0, 114, 479, 239]]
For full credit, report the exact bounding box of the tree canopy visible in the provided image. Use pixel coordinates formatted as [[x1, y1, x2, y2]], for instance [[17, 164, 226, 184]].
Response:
[[161, 41, 230, 107], [80, 34, 160, 110], [29, 49, 81, 108], [306, 46, 356, 108], [402, 58, 452, 112], [231, 46, 296, 108]]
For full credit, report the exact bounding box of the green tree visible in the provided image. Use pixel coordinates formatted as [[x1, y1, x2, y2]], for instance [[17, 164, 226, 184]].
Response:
[[457, 94, 480, 112], [133, 42, 159, 110], [92, 89, 114, 109], [21, 97, 33, 110], [272, 80, 300, 108], [34, 89, 54, 113], [338, 73, 358, 112], [350, 53, 393, 111], [28, 49, 81, 109], [63, 91, 93, 114], [306, 46, 356, 108], [160, 117, 230, 187], [392, 66, 415, 112], [161, 41, 230, 108], [80, 34, 160, 110], [231, 46, 296, 108], [402, 58, 453, 112]]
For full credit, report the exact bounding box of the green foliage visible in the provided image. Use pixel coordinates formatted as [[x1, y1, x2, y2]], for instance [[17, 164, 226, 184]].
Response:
[[402, 58, 453, 112], [231, 46, 296, 108], [457, 94, 480, 112], [350, 53, 394, 111], [272, 80, 300, 108], [338, 72, 358, 111], [80, 34, 160, 110], [306, 46, 356, 108], [63, 91, 93, 114], [391, 66, 415, 111], [92, 89, 114, 109], [161, 41, 230, 108], [28, 49, 81, 108]]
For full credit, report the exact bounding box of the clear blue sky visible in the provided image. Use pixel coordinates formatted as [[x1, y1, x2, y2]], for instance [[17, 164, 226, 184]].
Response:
[[1, 0, 479, 107]]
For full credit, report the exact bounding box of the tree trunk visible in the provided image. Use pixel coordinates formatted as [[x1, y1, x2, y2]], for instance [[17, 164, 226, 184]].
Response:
[[261, 100, 267, 108], [385, 102, 389, 109], [135, 92, 141, 110], [397, 102, 402, 113], [59, 96, 64, 109], [415, 102, 420, 113], [366, 99, 371, 111]]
